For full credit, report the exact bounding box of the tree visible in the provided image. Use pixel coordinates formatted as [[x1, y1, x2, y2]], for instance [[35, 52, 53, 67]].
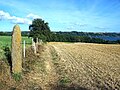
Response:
[[29, 19, 51, 42]]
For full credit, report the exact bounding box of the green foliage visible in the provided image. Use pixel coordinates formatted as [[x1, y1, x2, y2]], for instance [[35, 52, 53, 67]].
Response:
[[0, 32, 11, 36], [0, 31, 120, 44], [12, 73, 22, 81], [116, 40, 120, 44], [22, 37, 32, 44], [29, 19, 51, 42], [0, 36, 11, 59], [49, 32, 120, 44], [3, 45, 11, 60], [0, 31, 30, 36], [0, 36, 31, 48], [3, 45, 12, 67], [0, 36, 11, 48], [56, 31, 120, 37], [0, 36, 31, 59], [52, 31, 120, 44]]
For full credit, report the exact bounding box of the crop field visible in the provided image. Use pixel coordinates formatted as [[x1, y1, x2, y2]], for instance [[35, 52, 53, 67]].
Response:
[[48, 42, 120, 90]]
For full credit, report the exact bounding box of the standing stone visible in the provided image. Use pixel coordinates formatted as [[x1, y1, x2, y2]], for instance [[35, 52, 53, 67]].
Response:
[[11, 25, 22, 73]]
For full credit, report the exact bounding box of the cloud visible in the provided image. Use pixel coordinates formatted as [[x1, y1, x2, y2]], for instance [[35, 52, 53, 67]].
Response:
[[0, 10, 11, 19], [0, 10, 41, 25], [26, 13, 41, 19], [11, 16, 32, 24], [0, 10, 31, 24]]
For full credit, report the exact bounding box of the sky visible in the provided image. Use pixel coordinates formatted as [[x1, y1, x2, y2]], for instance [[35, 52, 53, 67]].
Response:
[[0, 0, 120, 32]]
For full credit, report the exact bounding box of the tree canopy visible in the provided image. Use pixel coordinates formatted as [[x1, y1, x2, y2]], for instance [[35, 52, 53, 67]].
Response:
[[29, 19, 52, 42]]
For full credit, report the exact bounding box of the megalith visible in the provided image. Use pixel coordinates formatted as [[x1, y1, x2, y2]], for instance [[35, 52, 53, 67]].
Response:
[[11, 25, 22, 73]]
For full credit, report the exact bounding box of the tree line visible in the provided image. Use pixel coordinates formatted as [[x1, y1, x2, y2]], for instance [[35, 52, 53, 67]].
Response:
[[29, 19, 120, 44], [0, 19, 120, 44]]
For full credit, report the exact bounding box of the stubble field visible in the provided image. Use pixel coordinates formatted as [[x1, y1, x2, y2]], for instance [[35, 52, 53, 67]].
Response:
[[48, 42, 120, 90]]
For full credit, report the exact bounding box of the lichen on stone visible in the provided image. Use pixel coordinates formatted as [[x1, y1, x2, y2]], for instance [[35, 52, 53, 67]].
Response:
[[11, 24, 22, 74]]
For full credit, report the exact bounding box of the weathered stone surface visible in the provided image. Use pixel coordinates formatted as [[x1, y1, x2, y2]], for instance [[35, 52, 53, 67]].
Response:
[[11, 24, 22, 73]]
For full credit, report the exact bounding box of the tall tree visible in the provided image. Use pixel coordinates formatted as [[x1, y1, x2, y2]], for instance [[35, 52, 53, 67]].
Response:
[[29, 19, 51, 42]]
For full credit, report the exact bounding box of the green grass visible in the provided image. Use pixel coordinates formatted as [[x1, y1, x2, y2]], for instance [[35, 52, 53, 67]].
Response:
[[0, 36, 32, 59], [0, 36, 11, 48], [22, 36, 32, 44], [12, 73, 22, 81]]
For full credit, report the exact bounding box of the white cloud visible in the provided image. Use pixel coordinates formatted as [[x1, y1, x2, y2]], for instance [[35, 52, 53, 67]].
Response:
[[11, 16, 32, 24], [0, 10, 42, 25], [0, 10, 32, 24], [0, 10, 11, 19], [26, 13, 41, 19]]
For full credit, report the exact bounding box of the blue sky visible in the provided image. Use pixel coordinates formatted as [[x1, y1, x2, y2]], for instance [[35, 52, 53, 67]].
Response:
[[0, 0, 120, 32]]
